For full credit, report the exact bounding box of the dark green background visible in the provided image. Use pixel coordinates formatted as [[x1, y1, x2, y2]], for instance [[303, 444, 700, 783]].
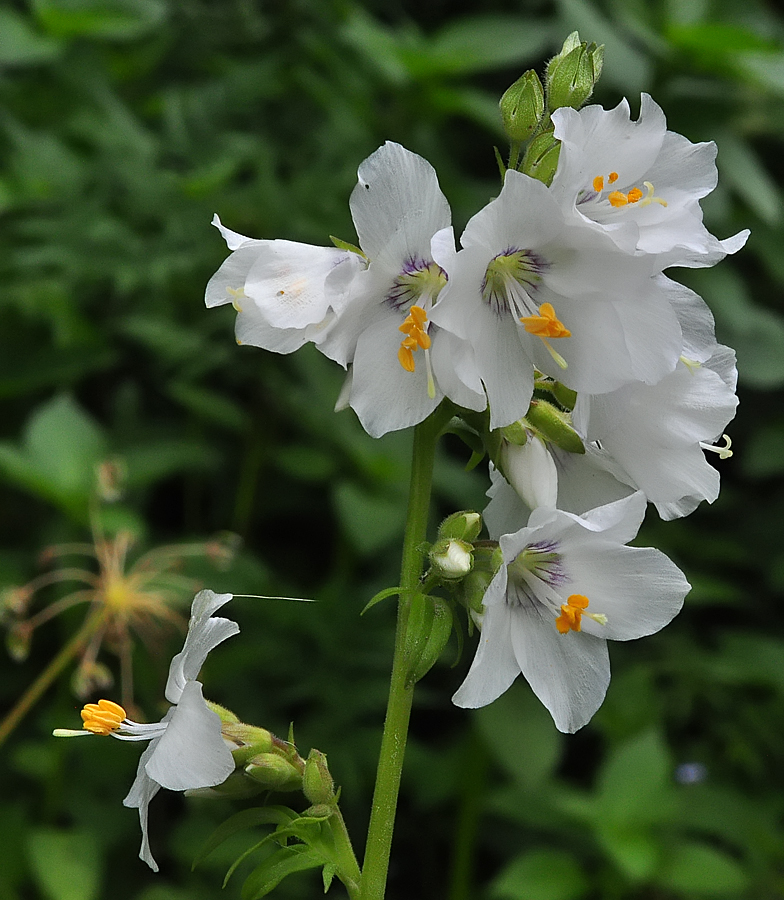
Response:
[[1, 0, 783, 897]]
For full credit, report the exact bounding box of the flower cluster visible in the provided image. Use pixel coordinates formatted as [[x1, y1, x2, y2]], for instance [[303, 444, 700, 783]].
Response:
[[209, 94, 745, 731]]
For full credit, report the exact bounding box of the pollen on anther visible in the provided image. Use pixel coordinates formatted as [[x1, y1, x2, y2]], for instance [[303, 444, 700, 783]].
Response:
[[81, 698, 126, 735], [609, 171, 619, 183], [593, 176, 604, 192]]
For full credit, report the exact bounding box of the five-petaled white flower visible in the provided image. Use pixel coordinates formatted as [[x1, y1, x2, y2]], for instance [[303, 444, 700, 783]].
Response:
[[453, 493, 690, 733], [54, 589, 239, 871], [549, 93, 749, 266], [430, 168, 682, 428], [318, 141, 486, 436]]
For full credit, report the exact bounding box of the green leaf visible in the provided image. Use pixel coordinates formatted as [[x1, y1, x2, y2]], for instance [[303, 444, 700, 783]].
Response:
[[0, 9, 63, 65], [475, 681, 562, 790], [361, 586, 401, 615], [167, 381, 249, 432], [717, 131, 781, 225], [194, 807, 298, 869], [241, 845, 324, 900], [27, 828, 101, 900], [491, 848, 588, 900], [33, 0, 167, 41], [596, 826, 660, 881], [596, 730, 674, 828], [415, 16, 553, 76], [333, 481, 406, 553], [0, 394, 105, 517], [658, 842, 749, 894]]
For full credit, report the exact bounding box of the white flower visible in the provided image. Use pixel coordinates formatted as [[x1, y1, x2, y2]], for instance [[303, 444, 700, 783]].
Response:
[[205, 215, 362, 355], [318, 141, 486, 437], [429, 169, 682, 428], [574, 343, 738, 520], [549, 94, 749, 265], [54, 589, 239, 871], [453, 493, 689, 733]]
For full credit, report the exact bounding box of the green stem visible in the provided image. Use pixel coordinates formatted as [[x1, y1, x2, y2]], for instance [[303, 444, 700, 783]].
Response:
[[360, 405, 451, 900], [0, 609, 106, 748]]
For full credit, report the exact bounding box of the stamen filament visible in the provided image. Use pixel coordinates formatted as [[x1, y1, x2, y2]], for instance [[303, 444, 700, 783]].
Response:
[[700, 434, 733, 459]]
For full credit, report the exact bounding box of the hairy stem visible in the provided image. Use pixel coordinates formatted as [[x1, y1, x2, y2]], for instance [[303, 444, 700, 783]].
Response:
[[360, 405, 451, 900]]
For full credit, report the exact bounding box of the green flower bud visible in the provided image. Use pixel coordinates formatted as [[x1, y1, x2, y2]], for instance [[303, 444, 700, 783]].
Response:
[[550, 381, 578, 411], [499, 70, 545, 143], [205, 700, 241, 725], [430, 539, 474, 581], [458, 545, 504, 617], [245, 752, 303, 792], [303, 749, 335, 805], [438, 510, 482, 543], [222, 722, 276, 766], [500, 419, 529, 447], [546, 33, 604, 111], [521, 129, 561, 186], [525, 399, 585, 454]]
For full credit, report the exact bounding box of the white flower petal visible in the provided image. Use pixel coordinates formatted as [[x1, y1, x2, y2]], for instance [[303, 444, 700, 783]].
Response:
[[145, 681, 234, 792], [123, 740, 163, 872], [452, 596, 520, 708], [510, 601, 611, 734], [165, 590, 238, 704], [563, 542, 689, 641], [348, 312, 441, 437], [212, 213, 252, 251], [350, 142, 451, 271]]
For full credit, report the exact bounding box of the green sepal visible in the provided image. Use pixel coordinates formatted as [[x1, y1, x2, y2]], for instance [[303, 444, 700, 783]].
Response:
[[406, 595, 454, 685], [494, 145, 507, 180], [438, 510, 482, 543], [521, 129, 561, 185], [546, 32, 604, 111], [500, 419, 529, 446], [466, 449, 485, 472], [361, 585, 401, 615], [329, 235, 366, 258], [442, 417, 485, 455], [526, 399, 585, 454]]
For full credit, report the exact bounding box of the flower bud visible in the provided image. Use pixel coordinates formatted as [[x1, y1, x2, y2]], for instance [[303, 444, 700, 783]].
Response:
[[501, 437, 558, 510], [245, 752, 303, 792], [430, 539, 474, 581], [437, 510, 482, 543], [222, 722, 276, 766], [457, 545, 503, 618], [520, 130, 561, 186], [303, 749, 335, 805], [546, 33, 604, 111], [525, 399, 584, 454], [499, 70, 545, 143]]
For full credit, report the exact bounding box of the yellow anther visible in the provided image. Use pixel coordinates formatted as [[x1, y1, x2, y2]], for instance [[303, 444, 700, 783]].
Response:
[[627, 186, 644, 203], [608, 190, 629, 207], [593, 176, 604, 192], [81, 698, 126, 735], [555, 594, 607, 634], [556, 594, 589, 634], [520, 303, 571, 339], [608, 171, 619, 183], [398, 305, 431, 372]]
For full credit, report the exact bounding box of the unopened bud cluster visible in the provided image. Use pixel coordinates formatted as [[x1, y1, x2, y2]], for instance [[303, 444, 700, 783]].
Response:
[[499, 32, 604, 183]]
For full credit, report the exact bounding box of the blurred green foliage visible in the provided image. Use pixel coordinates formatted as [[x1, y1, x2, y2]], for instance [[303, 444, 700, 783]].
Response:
[[1, 0, 784, 897]]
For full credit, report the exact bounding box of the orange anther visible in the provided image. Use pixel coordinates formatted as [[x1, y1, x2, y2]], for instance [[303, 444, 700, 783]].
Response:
[[608, 171, 619, 183], [593, 176, 604, 192], [627, 186, 643, 203], [608, 190, 628, 207], [520, 303, 571, 339], [555, 594, 590, 634]]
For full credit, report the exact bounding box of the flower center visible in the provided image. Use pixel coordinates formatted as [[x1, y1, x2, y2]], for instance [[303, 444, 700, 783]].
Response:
[[555, 593, 608, 634], [81, 699, 126, 735], [509, 540, 567, 587], [386, 257, 447, 312], [482, 249, 546, 316], [588, 172, 668, 209], [482, 251, 568, 368]]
